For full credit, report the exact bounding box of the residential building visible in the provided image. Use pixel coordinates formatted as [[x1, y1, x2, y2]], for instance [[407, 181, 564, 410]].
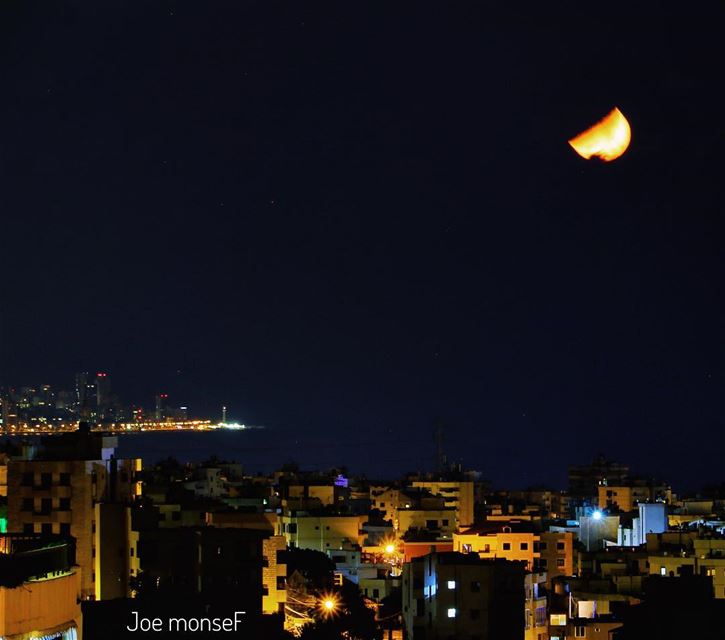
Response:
[[0, 534, 82, 640], [278, 512, 363, 552], [402, 551, 525, 640], [524, 571, 548, 640], [410, 479, 475, 528], [398, 507, 457, 540], [262, 535, 287, 615], [6, 425, 140, 600], [647, 537, 725, 599], [453, 520, 540, 571], [569, 456, 629, 504], [537, 531, 575, 586]]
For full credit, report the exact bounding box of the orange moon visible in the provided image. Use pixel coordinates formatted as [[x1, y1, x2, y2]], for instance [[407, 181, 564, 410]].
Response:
[[568, 107, 631, 161]]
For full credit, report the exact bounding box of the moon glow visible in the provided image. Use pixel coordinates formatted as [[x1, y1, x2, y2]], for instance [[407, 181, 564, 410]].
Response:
[[568, 107, 632, 161]]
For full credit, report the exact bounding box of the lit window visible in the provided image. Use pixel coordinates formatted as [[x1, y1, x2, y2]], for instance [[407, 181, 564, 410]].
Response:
[[660, 567, 666, 576], [447, 580, 456, 589], [447, 608, 456, 618]]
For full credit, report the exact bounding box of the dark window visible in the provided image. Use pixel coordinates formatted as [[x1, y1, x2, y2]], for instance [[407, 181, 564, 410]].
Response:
[[59, 498, 71, 511], [60, 523, 71, 536], [41, 523, 53, 535], [416, 598, 425, 617], [276, 576, 285, 590], [520, 542, 529, 550], [40, 473, 52, 487], [471, 581, 481, 592], [470, 609, 481, 620], [557, 542, 565, 551], [442, 519, 449, 527], [539, 542, 548, 551], [21, 472, 34, 486], [40, 498, 52, 514], [502, 543, 511, 551], [92, 522, 96, 534], [21, 498, 33, 511], [23, 523, 34, 534], [557, 558, 565, 568], [171, 511, 181, 521], [59, 473, 71, 486], [130, 548, 135, 557], [426, 520, 437, 529], [373, 588, 380, 599]]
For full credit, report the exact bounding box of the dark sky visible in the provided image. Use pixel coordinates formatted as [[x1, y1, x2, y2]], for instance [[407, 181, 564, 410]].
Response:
[[0, 2, 723, 489]]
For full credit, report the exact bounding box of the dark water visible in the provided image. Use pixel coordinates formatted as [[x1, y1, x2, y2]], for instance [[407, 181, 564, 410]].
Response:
[[114, 429, 431, 478]]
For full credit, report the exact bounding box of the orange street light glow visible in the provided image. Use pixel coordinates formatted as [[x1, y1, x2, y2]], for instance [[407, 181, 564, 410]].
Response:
[[568, 107, 631, 161], [318, 593, 340, 618], [384, 543, 395, 554]]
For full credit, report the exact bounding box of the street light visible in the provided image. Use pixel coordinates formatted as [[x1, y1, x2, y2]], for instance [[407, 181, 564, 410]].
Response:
[[318, 593, 340, 619]]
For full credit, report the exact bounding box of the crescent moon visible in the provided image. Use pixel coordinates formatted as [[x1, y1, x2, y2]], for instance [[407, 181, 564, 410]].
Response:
[[568, 107, 632, 162]]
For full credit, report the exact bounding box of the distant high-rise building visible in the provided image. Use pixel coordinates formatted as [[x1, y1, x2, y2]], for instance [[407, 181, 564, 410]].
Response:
[[95, 372, 110, 408], [155, 393, 168, 421], [75, 372, 97, 418], [75, 372, 88, 410]]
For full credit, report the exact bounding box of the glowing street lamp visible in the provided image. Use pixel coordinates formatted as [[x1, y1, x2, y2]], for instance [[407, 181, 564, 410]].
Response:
[[384, 543, 395, 555], [318, 593, 340, 618]]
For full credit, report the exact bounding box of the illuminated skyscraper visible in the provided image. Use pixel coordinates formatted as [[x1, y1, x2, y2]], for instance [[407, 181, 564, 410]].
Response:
[[95, 372, 110, 408]]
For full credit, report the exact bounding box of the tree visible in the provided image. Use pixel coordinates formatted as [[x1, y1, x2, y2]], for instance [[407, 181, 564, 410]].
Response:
[[286, 548, 335, 589]]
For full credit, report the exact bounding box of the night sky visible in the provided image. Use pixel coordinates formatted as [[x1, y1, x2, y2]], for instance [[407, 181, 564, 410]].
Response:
[[1, 3, 723, 488]]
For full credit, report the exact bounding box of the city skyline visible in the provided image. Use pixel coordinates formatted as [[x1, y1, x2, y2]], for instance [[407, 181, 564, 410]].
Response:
[[2, 2, 724, 639]]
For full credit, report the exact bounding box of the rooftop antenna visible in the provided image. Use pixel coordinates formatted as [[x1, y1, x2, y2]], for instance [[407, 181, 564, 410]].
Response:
[[222, 405, 227, 424]]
